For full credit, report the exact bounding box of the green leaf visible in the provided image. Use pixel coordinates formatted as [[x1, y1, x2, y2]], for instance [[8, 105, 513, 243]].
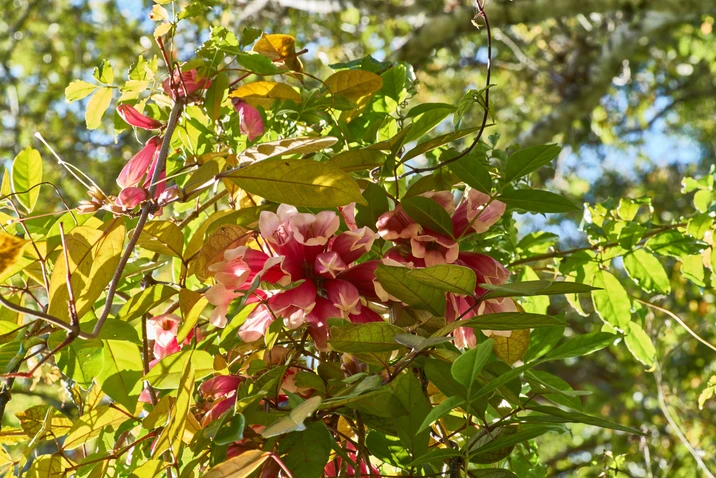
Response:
[[329, 322, 405, 353], [49, 333, 103, 388], [591, 270, 631, 329], [523, 405, 645, 435], [93, 60, 114, 84], [504, 144, 561, 182], [85, 87, 113, 129], [135, 220, 185, 258], [12, 147, 42, 213], [623, 249, 670, 294], [143, 349, 215, 389], [481, 280, 597, 299], [408, 448, 463, 467], [390, 372, 431, 459], [405, 103, 456, 142], [261, 396, 322, 438], [178, 1, 210, 20], [328, 149, 386, 173], [394, 334, 452, 352], [401, 196, 454, 237], [278, 421, 333, 478], [205, 71, 229, 123], [408, 264, 476, 295], [235, 52, 282, 75], [462, 312, 564, 331], [65, 80, 97, 102], [417, 396, 465, 433], [646, 230, 707, 258], [355, 182, 389, 229], [526, 370, 585, 410], [448, 154, 492, 194], [473, 361, 539, 400], [152, 353, 195, 458], [375, 265, 446, 317], [97, 340, 143, 411], [0, 341, 24, 374], [544, 332, 615, 361], [452, 339, 494, 389], [624, 321, 656, 367], [523, 325, 565, 362], [499, 189, 579, 214], [224, 159, 365, 208], [470, 425, 556, 455], [204, 450, 271, 478], [64, 405, 132, 450], [117, 285, 178, 323], [401, 127, 479, 163]]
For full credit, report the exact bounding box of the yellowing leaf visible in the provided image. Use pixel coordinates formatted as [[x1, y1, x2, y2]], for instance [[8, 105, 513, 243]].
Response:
[[152, 354, 195, 458], [325, 70, 382, 101], [26, 454, 72, 478], [228, 81, 301, 109], [252, 33, 303, 72], [225, 159, 366, 209], [64, 405, 132, 450], [153, 22, 173, 39], [177, 288, 208, 342], [327, 149, 386, 173], [204, 450, 271, 478], [195, 225, 253, 281], [492, 329, 530, 365], [85, 87, 113, 130], [0, 232, 28, 277], [16, 405, 72, 440], [135, 220, 184, 258], [239, 136, 338, 163], [48, 222, 126, 323], [65, 80, 97, 102], [12, 147, 43, 212], [149, 4, 169, 21]]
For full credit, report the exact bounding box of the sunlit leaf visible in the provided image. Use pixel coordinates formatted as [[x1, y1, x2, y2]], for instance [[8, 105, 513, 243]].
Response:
[[0, 232, 28, 277], [204, 450, 271, 478], [492, 329, 530, 364], [195, 224, 253, 281], [324, 70, 382, 102], [85, 87, 113, 129], [135, 220, 185, 258], [12, 147, 42, 212], [261, 396, 322, 438], [252, 33, 303, 72], [229, 81, 301, 108]]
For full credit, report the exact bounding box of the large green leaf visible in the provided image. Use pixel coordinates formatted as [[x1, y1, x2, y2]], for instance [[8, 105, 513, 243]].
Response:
[[152, 354, 195, 458], [448, 154, 492, 194], [624, 249, 670, 294], [401, 127, 479, 163], [117, 285, 178, 323], [143, 349, 215, 389], [408, 264, 476, 295], [12, 147, 43, 213], [645, 230, 707, 258], [64, 405, 133, 450], [85, 87, 113, 129], [405, 103, 455, 142], [401, 196, 454, 238], [544, 332, 615, 361], [469, 425, 556, 455], [499, 189, 579, 213], [375, 265, 446, 317], [328, 149, 386, 172], [624, 321, 656, 367], [451, 339, 494, 389], [591, 270, 631, 329], [355, 182, 390, 229], [417, 396, 465, 433], [49, 332, 104, 388], [522, 405, 645, 435], [278, 421, 333, 478], [390, 372, 431, 459], [481, 280, 597, 299], [504, 144, 561, 183], [96, 340, 143, 411], [328, 322, 405, 354], [134, 220, 185, 258], [462, 312, 564, 331], [224, 159, 365, 208]]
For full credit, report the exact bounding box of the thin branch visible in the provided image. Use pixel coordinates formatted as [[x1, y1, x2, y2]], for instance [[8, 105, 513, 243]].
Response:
[[637, 298, 716, 353]]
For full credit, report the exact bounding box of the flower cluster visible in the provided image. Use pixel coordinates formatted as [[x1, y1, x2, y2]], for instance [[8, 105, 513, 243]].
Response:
[[206, 205, 381, 350], [204, 188, 515, 350]]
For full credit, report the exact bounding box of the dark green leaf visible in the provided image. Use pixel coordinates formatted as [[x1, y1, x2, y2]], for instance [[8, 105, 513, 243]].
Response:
[[408, 264, 476, 295], [504, 144, 561, 182], [278, 421, 332, 478], [417, 396, 465, 433], [481, 280, 597, 299], [523, 405, 645, 435], [375, 265, 446, 317], [448, 154, 492, 194], [401, 196, 454, 238], [499, 189, 579, 214], [544, 332, 615, 361], [452, 339, 494, 389]]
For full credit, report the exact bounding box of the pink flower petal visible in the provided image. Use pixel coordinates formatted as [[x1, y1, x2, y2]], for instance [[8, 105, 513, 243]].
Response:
[[233, 99, 265, 141], [117, 136, 162, 189], [117, 104, 163, 130]]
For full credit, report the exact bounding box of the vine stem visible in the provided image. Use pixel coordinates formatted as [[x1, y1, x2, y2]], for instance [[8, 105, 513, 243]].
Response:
[[398, 0, 492, 179], [636, 297, 716, 353]]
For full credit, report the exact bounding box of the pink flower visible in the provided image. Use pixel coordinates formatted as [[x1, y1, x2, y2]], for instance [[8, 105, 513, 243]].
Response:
[[200, 375, 243, 400], [422, 191, 456, 214], [117, 136, 162, 189], [290, 211, 340, 247], [146, 314, 180, 348], [452, 189, 506, 237], [162, 69, 211, 100], [326, 279, 362, 318], [348, 305, 383, 323], [376, 205, 420, 241], [117, 104, 163, 130], [238, 304, 275, 343], [305, 297, 341, 351], [331, 227, 376, 264], [149, 337, 181, 368], [268, 280, 317, 329], [259, 205, 300, 253], [314, 251, 347, 279], [115, 187, 149, 210], [338, 203, 358, 231], [232, 99, 265, 141], [205, 284, 243, 328], [336, 261, 380, 301], [410, 232, 459, 267], [456, 252, 510, 295]]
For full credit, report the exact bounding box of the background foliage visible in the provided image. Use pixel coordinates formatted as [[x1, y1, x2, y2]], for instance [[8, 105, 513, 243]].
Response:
[[0, 0, 715, 477]]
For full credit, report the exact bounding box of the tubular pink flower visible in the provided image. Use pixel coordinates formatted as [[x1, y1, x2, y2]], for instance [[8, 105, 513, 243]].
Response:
[[115, 187, 149, 210], [422, 190, 456, 214], [456, 252, 510, 295], [290, 211, 340, 247], [337, 261, 380, 300], [146, 313, 180, 348], [162, 69, 211, 100], [117, 104, 163, 130], [239, 304, 275, 343], [259, 205, 299, 253], [150, 337, 181, 368], [330, 227, 376, 264], [454, 327, 477, 349], [232, 99, 265, 141], [205, 284, 243, 328], [326, 279, 362, 318], [200, 375, 243, 400], [410, 232, 459, 267], [376, 205, 420, 241], [305, 297, 341, 351], [209, 246, 277, 289], [314, 251, 347, 279], [117, 136, 161, 189], [268, 280, 317, 329], [348, 305, 383, 324], [338, 203, 358, 231], [452, 189, 506, 237]]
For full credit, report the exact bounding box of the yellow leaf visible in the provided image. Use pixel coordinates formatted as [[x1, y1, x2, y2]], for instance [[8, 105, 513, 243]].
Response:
[[85, 87, 113, 130], [64, 405, 132, 450], [204, 450, 271, 478], [134, 220, 184, 258], [0, 232, 28, 277], [239, 136, 338, 163], [324, 70, 382, 102], [26, 454, 73, 478], [252, 34, 303, 72], [48, 222, 126, 324], [0, 427, 29, 445], [152, 355, 194, 458], [195, 225, 253, 281], [0, 168, 12, 197], [229, 81, 301, 109], [177, 288, 208, 342], [149, 4, 169, 21], [154, 22, 173, 39], [492, 329, 531, 365]]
